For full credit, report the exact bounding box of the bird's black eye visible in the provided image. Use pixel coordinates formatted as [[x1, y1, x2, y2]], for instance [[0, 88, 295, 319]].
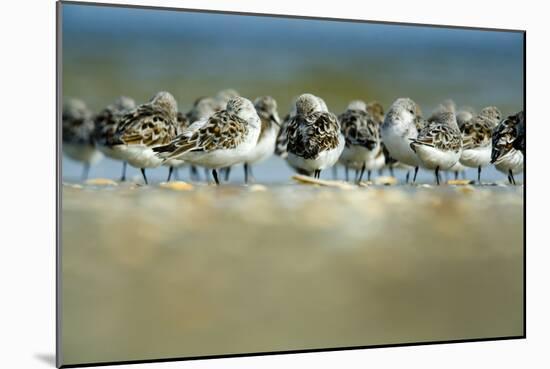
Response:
[[408, 109, 414, 114]]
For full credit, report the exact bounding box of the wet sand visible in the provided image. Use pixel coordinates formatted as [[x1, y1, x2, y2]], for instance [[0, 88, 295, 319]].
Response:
[[60, 180, 524, 365]]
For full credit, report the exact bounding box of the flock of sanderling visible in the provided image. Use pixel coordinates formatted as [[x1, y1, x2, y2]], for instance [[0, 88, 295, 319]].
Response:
[[62, 90, 525, 186]]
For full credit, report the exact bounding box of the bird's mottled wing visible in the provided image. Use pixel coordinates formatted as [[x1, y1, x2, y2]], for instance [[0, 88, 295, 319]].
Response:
[[513, 112, 525, 154], [153, 111, 248, 159], [93, 107, 121, 146], [62, 114, 95, 145], [275, 114, 291, 157], [339, 109, 379, 150], [411, 123, 462, 153], [461, 116, 493, 150], [491, 112, 523, 162], [287, 112, 341, 160], [114, 104, 177, 147]]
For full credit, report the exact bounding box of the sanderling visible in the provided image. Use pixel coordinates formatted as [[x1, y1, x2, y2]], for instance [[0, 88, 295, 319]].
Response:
[[153, 96, 261, 185], [109, 91, 179, 184], [62, 98, 103, 180], [367, 101, 411, 181], [93, 96, 136, 181], [286, 94, 345, 179], [410, 111, 463, 185], [459, 106, 502, 183], [338, 100, 380, 183], [237, 96, 281, 183], [381, 98, 424, 183], [491, 111, 525, 185]]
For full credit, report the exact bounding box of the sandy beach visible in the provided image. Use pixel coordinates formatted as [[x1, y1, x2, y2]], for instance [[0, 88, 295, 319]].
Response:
[[60, 180, 524, 365]]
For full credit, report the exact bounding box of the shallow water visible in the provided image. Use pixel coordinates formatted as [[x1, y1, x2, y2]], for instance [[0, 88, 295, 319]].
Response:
[[61, 181, 524, 365], [62, 154, 524, 185]]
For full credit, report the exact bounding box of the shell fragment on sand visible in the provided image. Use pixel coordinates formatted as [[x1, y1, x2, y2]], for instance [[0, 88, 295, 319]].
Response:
[[159, 181, 194, 191], [373, 176, 398, 186], [292, 175, 356, 190], [447, 179, 475, 186], [249, 184, 268, 192], [84, 178, 119, 186]]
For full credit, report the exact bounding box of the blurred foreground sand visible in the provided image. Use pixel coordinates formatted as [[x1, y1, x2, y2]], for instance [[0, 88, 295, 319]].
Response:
[[61, 182, 524, 365]]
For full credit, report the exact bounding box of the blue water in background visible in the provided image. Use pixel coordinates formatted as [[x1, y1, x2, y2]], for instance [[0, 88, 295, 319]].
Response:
[[61, 3, 524, 184]]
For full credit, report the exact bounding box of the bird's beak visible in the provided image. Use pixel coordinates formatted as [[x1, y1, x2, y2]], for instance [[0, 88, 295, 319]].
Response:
[[270, 114, 280, 126]]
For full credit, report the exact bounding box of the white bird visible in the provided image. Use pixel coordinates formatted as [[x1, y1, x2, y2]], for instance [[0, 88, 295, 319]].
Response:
[[285, 94, 345, 179], [240, 96, 281, 183], [338, 100, 381, 183], [109, 91, 179, 184], [62, 98, 103, 180], [93, 96, 136, 181], [410, 111, 463, 185], [380, 98, 424, 183], [459, 106, 502, 183], [491, 111, 524, 185], [153, 97, 262, 185]]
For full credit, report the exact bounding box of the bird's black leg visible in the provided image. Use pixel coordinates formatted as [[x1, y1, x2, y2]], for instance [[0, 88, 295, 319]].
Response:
[[167, 166, 174, 182], [454, 171, 458, 180], [212, 169, 220, 185], [413, 166, 419, 184], [225, 166, 232, 182], [317, 170, 322, 179], [405, 171, 410, 184], [509, 169, 516, 185], [367, 169, 372, 182], [354, 169, 360, 183], [243, 163, 248, 184], [82, 163, 90, 181], [357, 163, 366, 184], [345, 166, 349, 182], [389, 166, 394, 177], [477, 166, 482, 184], [120, 162, 127, 182], [435, 166, 440, 185], [189, 165, 199, 181], [140, 168, 148, 185]]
